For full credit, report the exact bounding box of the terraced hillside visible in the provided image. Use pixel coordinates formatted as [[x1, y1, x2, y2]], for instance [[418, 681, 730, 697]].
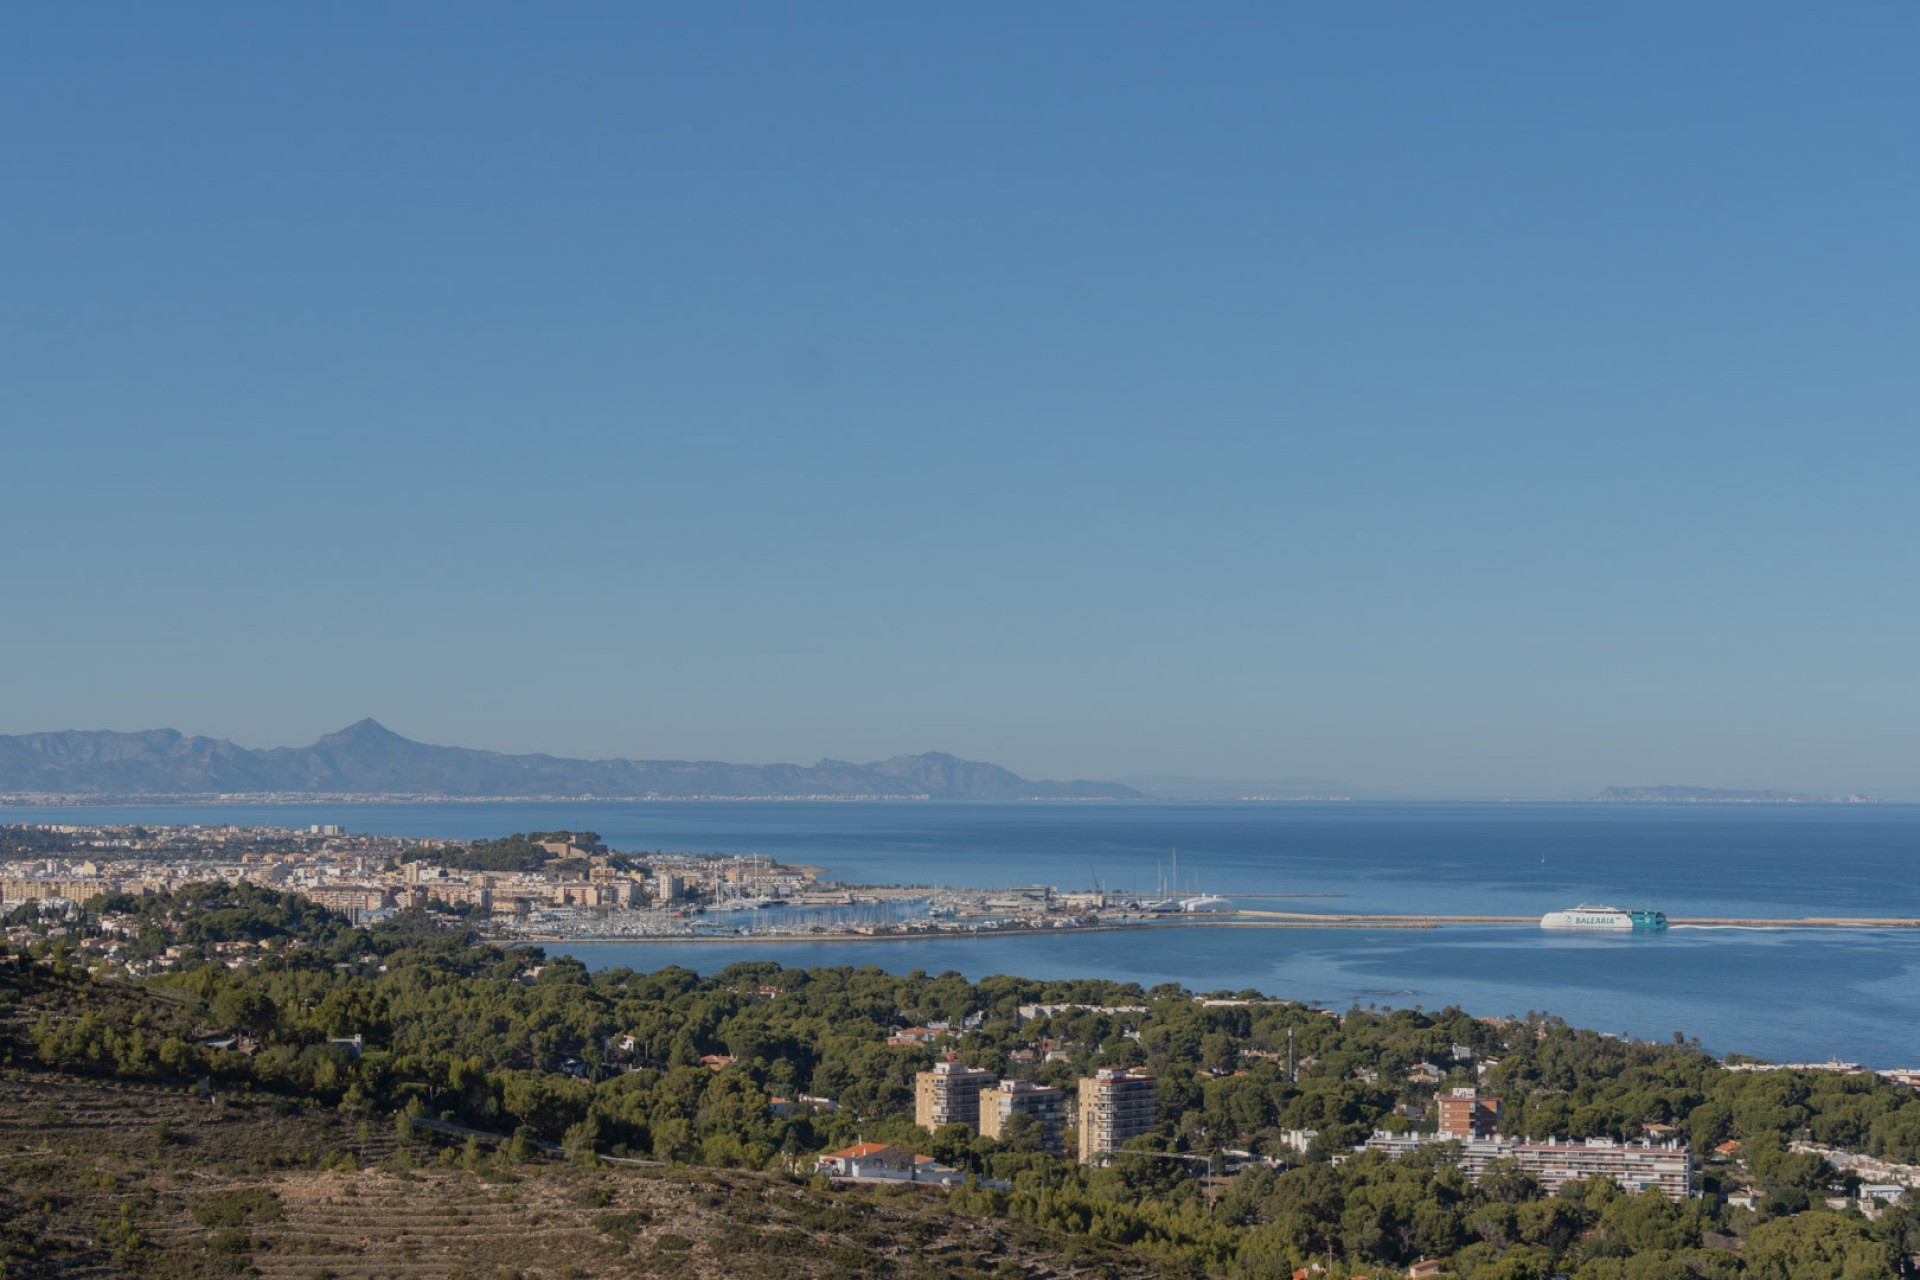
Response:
[[0, 1069, 1194, 1279]]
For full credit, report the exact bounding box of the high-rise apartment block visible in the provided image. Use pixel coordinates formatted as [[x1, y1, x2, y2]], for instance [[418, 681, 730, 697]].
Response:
[[978, 1080, 1067, 1153], [1436, 1088, 1501, 1140], [915, 1060, 998, 1132], [1077, 1068, 1157, 1162], [1365, 1131, 1693, 1202]]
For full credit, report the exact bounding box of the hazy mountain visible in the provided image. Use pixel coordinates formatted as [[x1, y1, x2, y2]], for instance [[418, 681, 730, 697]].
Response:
[[0, 720, 1141, 801]]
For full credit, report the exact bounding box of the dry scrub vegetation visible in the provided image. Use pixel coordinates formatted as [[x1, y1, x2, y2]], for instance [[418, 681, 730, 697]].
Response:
[[0, 1070, 1190, 1280]]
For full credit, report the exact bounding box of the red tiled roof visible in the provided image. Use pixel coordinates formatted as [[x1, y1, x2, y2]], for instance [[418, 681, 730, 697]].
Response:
[[821, 1142, 895, 1161]]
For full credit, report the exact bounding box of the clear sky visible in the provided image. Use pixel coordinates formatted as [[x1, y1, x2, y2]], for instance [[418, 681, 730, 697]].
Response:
[[4, 5, 1917, 797]]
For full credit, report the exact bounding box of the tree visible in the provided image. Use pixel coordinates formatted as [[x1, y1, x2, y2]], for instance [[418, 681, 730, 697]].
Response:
[[1745, 1212, 1895, 1280], [212, 987, 278, 1037], [995, 1112, 1044, 1154], [564, 1117, 601, 1166], [928, 1122, 977, 1168], [503, 1125, 538, 1163]]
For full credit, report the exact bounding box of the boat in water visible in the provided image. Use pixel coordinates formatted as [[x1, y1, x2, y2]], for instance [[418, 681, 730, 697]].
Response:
[[1541, 904, 1668, 930]]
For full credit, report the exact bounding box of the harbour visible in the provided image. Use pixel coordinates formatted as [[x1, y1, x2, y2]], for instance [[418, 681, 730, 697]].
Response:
[[8, 798, 1920, 1066]]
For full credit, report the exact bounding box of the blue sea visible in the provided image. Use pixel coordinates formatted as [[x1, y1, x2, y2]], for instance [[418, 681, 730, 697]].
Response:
[[7, 800, 1917, 1068]]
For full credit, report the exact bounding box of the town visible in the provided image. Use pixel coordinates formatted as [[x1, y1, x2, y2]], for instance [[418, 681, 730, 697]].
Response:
[[0, 821, 1230, 951]]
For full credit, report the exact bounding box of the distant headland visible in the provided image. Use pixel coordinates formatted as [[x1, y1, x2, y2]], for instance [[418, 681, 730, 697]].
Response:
[[1595, 785, 1878, 804]]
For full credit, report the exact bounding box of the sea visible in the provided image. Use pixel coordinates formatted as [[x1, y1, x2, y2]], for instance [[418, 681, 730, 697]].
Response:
[[6, 800, 1917, 1068]]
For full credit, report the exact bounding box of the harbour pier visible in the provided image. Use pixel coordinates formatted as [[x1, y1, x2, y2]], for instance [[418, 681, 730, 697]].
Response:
[[1196, 910, 1920, 929]]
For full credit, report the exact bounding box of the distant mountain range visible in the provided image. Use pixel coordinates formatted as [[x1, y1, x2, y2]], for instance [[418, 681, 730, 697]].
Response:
[[5, 724, 1891, 805], [1595, 785, 1877, 804], [0, 720, 1142, 802]]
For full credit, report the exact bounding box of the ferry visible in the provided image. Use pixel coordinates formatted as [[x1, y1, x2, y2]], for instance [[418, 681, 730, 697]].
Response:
[[1540, 904, 1668, 930]]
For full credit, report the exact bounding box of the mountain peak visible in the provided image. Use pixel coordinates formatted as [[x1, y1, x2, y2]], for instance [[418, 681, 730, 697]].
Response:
[[872, 751, 960, 768], [315, 718, 408, 746]]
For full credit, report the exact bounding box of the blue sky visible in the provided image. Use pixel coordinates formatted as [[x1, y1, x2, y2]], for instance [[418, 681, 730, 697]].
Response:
[[4, 5, 1916, 796]]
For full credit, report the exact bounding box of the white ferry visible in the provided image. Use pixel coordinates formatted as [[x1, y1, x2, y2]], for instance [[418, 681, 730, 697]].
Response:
[[1540, 904, 1668, 930]]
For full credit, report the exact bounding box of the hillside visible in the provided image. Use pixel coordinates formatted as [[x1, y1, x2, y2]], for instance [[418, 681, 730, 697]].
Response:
[[0, 1073, 1186, 1280], [0, 720, 1142, 800], [0, 952, 1184, 1279]]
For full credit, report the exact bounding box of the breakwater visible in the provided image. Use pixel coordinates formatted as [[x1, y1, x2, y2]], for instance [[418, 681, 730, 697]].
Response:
[[512, 909, 1920, 946], [1231, 910, 1920, 928]]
